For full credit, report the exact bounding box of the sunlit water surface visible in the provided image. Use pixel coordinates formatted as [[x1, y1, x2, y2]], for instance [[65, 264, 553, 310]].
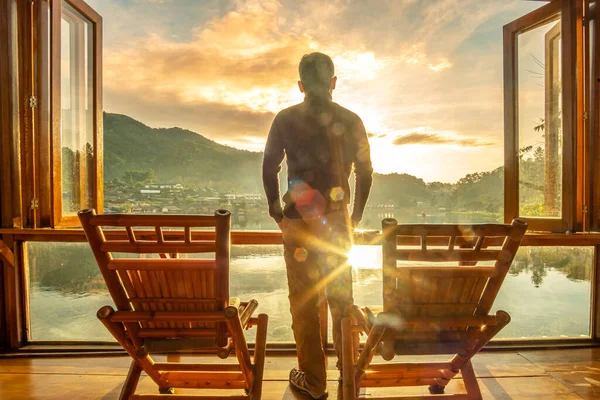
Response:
[[30, 246, 591, 342]]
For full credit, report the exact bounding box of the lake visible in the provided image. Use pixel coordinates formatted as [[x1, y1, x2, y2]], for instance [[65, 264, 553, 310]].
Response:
[[28, 244, 592, 342]]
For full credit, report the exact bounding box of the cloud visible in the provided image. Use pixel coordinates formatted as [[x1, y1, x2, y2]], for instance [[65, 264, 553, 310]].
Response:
[[93, 0, 545, 179], [367, 132, 387, 139], [104, 87, 275, 141], [428, 58, 453, 72], [392, 132, 494, 147], [101, 0, 386, 143]]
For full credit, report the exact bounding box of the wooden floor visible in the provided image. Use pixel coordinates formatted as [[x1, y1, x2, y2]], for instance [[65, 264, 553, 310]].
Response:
[[1, 348, 600, 399]]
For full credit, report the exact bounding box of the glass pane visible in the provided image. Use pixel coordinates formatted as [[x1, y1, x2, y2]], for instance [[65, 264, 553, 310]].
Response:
[[517, 18, 562, 218], [347, 245, 591, 340], [29, 242, 592, 342], [60, 1, 94, 216], [494, 247, 592, 338], [28, 243, 293, 342], [29, 242, 113, 341]]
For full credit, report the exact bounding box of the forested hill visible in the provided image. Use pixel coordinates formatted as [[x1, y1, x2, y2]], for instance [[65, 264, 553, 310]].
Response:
[[103, 112, 504, 213], [103, 112, 264, 192]]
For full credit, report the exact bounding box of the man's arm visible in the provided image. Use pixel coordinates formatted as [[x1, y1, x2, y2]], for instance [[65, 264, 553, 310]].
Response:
[[262, 116, 285, 223], [351, 118, 373, 225]]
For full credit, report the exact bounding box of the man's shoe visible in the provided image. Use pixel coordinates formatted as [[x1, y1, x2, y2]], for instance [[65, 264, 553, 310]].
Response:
[[289, 368, 328, 399]]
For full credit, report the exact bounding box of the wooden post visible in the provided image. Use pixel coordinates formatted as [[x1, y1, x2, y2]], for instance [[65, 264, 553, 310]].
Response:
[[250, 313, 268, 400], [0, 0, 19, 230], [448, 310, 511, 377], [355, 319, 387, 382], [215, 209, 231, 347], [341, 317, 356, 400], [119, 360, 142, 400], [461, 360, 483, 400], [96, 305, 166, 387], [1, 235, 22, 348], [224, 305, 252, 388]]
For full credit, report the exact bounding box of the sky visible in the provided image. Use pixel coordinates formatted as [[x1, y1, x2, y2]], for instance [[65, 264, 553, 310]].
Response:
[[85, 0, 548, 183]]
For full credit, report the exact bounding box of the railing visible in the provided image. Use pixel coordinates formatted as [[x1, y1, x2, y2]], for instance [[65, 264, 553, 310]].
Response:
[[3, 228, 600, 245]]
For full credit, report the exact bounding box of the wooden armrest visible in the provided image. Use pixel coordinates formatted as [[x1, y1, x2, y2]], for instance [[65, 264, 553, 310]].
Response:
[[355, 306, 378, 330], [240, 299, 259, 328]]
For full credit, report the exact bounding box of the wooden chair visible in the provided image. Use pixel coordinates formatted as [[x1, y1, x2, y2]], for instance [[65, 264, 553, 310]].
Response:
[[341, 218, 527, 400], [78, 209, 268, 400]]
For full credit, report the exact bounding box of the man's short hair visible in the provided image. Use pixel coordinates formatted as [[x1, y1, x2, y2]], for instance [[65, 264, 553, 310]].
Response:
[[299, 52, 335, 93]]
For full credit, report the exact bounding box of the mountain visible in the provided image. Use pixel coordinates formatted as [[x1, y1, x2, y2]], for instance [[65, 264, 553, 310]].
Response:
[[102, 112, 504, 214], [103, 112, 264, 192]]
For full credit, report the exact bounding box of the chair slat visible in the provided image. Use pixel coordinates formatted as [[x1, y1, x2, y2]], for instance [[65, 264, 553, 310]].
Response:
[[394, 266, 497, 278], [394, 340, 467, 356], [162, 371, 245, 382], [128, 297, 218, 304], [369, 362, 451, 373], [154, 270, 175, 329], [383, 331, 470, 342], [155, 226, 164, 243], [448, 236, 456, 250], [130, 395, 247, 400], [137, 329, 218, 338], [138, 269, 160, 328], [393, 303, 479, 310], [474, 236, 484, 251], [392, 315, 498, 329], [154, 363, 241, 372], [395, 249, 501, 262], [108, 259, 217, 271], [125, 226, 136, 243], [110, 311, 227, 322], [155, 379, 247, 390], [394, 223, 515, 237], [101, 242, 216, 253], [90, 214, 217, 227], [146, 270, 167, 329]]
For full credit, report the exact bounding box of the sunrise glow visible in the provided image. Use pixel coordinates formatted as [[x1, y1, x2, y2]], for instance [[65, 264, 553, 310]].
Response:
[[90, 0, 546, 183]]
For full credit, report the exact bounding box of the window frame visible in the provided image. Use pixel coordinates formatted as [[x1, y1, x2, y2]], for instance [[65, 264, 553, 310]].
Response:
[[49, 0, 103, 228], [3, 229, 600, 349], [591, 0, 600, 231], [504, 0, 583, 232]]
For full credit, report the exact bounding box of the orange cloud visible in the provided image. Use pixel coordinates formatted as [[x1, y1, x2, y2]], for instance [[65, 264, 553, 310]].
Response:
[[392, 132, 494, 147], [102, 0, 387, 142]]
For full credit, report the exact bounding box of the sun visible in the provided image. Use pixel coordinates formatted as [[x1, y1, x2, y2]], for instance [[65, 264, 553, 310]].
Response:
[[347, 245, 380, 269]]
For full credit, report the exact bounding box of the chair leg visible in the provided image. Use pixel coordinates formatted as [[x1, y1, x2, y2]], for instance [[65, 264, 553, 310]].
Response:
[[461, 360, 482, 400], [341, 317, 356, 400], [119, 360, 142, 400], [250, 314, 268, 400]]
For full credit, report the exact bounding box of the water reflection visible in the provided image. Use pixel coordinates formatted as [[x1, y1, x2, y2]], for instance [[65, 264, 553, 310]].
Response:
[[510, 247, 592, 287], [28, 243, 592, 341]]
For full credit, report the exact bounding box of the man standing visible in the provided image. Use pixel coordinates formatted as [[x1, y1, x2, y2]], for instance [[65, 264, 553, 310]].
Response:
[[262, 52, 373, 399]]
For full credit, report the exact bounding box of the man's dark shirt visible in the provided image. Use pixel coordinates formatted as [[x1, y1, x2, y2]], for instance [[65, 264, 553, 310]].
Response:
[[262, 94, 373, 223]]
